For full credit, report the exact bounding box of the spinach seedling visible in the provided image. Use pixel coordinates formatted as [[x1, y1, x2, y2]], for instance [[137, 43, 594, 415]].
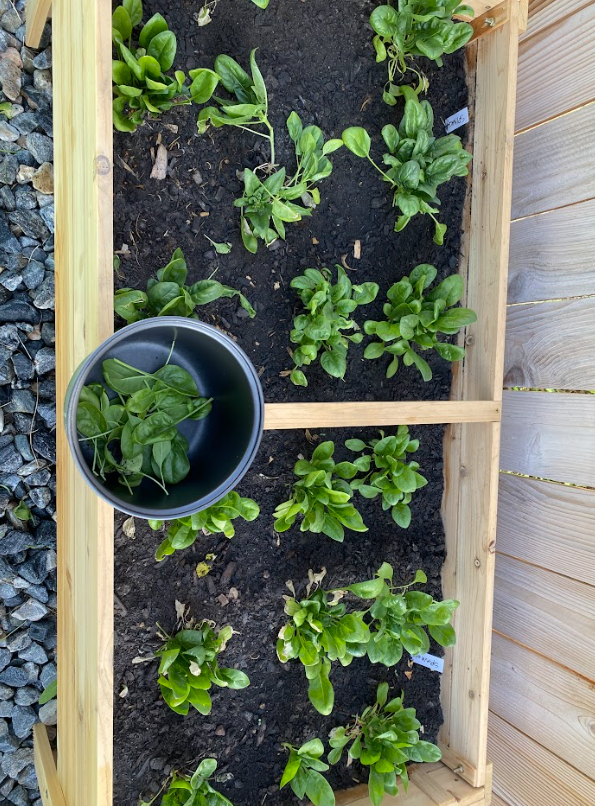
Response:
[[159, 758, 234, 806], [156, 621, 249, 716], [363, 263, 476, 381], [346, 427, 426, 528], [278, 575, 370, 715], [114, 248, 255, 323], [77, 355, 211, 494], [371, 1, 474, 104], [341, 563, 459, 664], [328, 683, 442, 806], [281, 740, 335, 806], [342, 87, 472, 244], [289, 266, 379, 387], [112, 1, 220, 131], [149, 492, 260, 561], [273, 441, 367, 542]]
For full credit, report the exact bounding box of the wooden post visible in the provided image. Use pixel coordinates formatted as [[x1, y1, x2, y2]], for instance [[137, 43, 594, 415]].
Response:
[[53, 1, 114, 805], [25, 0, 52, 48], [33, 724, 67, 806]]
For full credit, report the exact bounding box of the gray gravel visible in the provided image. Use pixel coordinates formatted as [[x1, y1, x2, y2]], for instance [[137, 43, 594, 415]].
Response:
[[0, 3, 56, 802]]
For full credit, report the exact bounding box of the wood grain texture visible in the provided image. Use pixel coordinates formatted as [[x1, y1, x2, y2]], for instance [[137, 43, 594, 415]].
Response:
[[500, 391, 595, 486], [521, 0, 592, 42], [493, 554, 595, 680], [33, 724, 66, 806], [263, 401, 501, 430], [53, 1, 114, 806], [508, 199, 595, 302], [469, 1, 511, 43], [516, 2, 595, 131], [490, 634, 595, 778], [488, 712, 595, 806], [504, 297, 595, 390], [512, 101, 595, 219], [496, 474, 595, 585], [25, 0, 52, 48]]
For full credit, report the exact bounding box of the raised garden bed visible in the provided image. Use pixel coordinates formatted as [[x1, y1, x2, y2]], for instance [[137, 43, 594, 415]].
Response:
[[27, 0, 527, 805]]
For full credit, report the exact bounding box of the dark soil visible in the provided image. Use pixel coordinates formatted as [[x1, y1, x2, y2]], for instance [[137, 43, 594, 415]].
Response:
[[112, 0, 470, 405], [113, 426, 447, 806], [112, 0, 470, 802]]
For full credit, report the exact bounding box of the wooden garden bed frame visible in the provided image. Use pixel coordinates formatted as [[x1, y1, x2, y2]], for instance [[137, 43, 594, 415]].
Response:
[[25, 0, 527, 803]]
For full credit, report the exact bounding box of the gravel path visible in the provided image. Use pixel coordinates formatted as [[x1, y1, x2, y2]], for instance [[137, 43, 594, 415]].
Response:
[[0, 2, 56, 803]]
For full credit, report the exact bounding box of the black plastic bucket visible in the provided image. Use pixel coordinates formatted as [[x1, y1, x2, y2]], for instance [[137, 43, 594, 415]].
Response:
[[65, 317, 264, 519]]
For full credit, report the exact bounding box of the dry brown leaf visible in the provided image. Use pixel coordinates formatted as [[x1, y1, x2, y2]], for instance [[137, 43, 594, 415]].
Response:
[[119, 686, 129, 698], [122, 516, 136, 539], [150, 143, 168, 180]]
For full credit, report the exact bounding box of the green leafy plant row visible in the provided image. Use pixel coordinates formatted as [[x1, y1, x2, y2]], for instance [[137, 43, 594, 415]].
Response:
[[371, 1, 474, 104], [157, 758, 233, 806], [149, 492, 260, 560], [281, 683, 442, 806], [114, 248, 255, 323], [76, 356, 211, 494], [342, 87, 472, 244], [157, 621, 249, 716], [278, 564, 458, 714]]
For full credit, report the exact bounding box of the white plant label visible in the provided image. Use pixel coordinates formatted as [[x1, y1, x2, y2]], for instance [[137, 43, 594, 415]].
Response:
[[444, 107, 469, 133], [412, 653, 444, 673]]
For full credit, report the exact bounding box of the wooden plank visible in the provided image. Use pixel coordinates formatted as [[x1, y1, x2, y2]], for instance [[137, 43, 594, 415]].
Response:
[[493, 554, 595, 680], [458, 4, 520, 403], [53, 1, 114, 806], [33, 724, 67, 806], [512, 101, 595, 219], [488, 712, 595, 806], [490, 634, 595, 778], [263, 400, 501, 430], [25, 0, 52, 48], [504, 297, 595, 390], [497, 474, 595, 586], [516, 3, 595, 131], [520, 0, 592, 42], [508, 199, 595, 303], [469, 2, 511, 43], [500, 391, 595, 486]]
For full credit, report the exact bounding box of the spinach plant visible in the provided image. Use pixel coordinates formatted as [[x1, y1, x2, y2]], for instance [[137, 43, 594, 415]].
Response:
[[156, 621, 249, 715], [112, 1, 220, 131], [197, 51, 342, 252], [289, 266, 379, 387], [371, 1, 474, 104], [277, 580, 370, 715], [342, 88, 472, 244], [114, 248, 255, 323], [346, 427, 426, 528], [343, 563, 459, 664], [76, 355, 211, 494], [149, 492, 260, 561], [363, 263, 477, 381], [159, 758, 234, 806], [328, 683, 442, 806], [273, 441, 367, 542], [281, 740, 335, 806]]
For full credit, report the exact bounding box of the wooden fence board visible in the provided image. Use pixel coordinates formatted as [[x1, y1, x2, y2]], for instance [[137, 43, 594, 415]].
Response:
[[493, 554, 595, 681], [488, 713, 595, 806], [508, 199, 595, 302], [33, 724, 66, 806], [504, 297, 595, 390], [490, 634, 595, 779], [497, 474, 595, 586], [25, 0, 52, 48], [521, 0, 592, 42], [500, 391, 595, 486], [512, 101, 595, 219], [516, 3, 595, 130]]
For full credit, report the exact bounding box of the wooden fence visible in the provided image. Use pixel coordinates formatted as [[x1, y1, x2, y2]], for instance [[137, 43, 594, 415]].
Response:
[[488, 1, 595, 804]]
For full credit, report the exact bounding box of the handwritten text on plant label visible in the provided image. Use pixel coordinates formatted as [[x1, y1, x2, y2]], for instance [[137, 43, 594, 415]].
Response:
[[412, 653, 444, 673], [444, 107, 469, 133]]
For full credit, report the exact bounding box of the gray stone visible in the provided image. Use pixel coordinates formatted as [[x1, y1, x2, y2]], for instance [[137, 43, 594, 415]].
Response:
[[32, 520, 55, 549], [0, 214, 19, 252], [21, 260, 44, 289], [0, 719, 18, 752], [11, 704, 35, 738], [0, 323, 19, 348], [14, 435, 33, 461], [0, 119, 18, 141], [10, 597, 48, 622], [33, 68, 51, 95], [0, 47, 22, 101], [15, 164, 33, 184], [0, 153, 17, 184], [0, 682, 13, 700], [13, 686, 38, 706], [0, 299, 36, 322], [25, 469, 50, 487], [0, 8, 23, 34], [1, 747, 32, 777], [0, 269, 22, 291], [0, 444, 23, 472], [11, 111, 37, 135], [24, 583, 48, 603], [38, 697, 56, 726], [0, 665, 28, 686], [25, 132, 52, 165], [27, 487, 50, 510], [17, 763, 38, 789], [32, 345, 53, 374], [0, 699, 13, 716], [31, 430, 54, 462], [8, 785, 30, 806], [6, 389, 35, 413], [0, 184, 15, 210], [39, 203, 53, 233], [32, 48, 51, 71], [11, 352, 33, 380], [6, 632, 30, 653], [8, 209, 49, 240], [14, 187, 36, 209], [15, 552, 48, 586], [18, 641, 47, 664], [36, 403, 55, 429], [39, 662, 55, 688], [29, 274, 53, 309], [0, 647, 10, 671], [0, 778, 15, 798]]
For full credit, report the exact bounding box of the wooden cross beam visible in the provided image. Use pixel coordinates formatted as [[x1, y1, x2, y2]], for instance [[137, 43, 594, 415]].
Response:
[[25, 0, 52, 48]]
